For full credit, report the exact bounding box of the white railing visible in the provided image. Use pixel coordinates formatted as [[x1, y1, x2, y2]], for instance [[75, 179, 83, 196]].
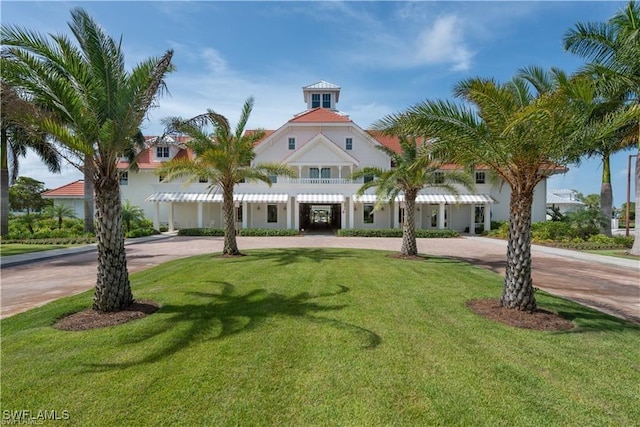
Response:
[[287, 178, 354, 184]]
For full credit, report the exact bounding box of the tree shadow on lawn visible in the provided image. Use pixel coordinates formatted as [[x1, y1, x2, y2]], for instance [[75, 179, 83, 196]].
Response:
[[221, 247, 357, 267], [81, 282, 381, 371], [429, 257, 640, 332]]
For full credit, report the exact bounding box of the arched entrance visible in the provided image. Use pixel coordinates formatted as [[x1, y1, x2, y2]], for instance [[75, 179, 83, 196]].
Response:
[[300, 203, 341, 231]]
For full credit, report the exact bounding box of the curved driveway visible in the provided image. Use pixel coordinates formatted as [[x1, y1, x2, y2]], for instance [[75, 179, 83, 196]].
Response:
[[1, 235, 638, 323]]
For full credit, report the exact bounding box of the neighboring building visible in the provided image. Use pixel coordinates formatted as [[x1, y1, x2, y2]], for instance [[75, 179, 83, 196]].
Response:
[[46, 81, 558, 233], [41, 180, 86, 218], [546, 189, 585, 216]]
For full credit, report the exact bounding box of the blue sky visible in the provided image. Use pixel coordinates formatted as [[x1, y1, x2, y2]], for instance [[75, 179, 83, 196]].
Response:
[[4, 1, 637, 207]]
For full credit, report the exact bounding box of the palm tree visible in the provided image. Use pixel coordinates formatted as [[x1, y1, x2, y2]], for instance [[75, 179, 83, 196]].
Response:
[[563, 0, 640, 253], [121, 200, 145, 233], [158, 97, 293, 255], [350, 136, 473, 256], [2, 8, 174, 312], [44, 204, 76, 230], [517, 65, 638, 236], [374, 72, 584, 311], [0, 80, 61, 236]]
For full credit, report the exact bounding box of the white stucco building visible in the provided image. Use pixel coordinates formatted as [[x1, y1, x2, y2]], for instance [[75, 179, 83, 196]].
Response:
[[45, 81, 554, 233]]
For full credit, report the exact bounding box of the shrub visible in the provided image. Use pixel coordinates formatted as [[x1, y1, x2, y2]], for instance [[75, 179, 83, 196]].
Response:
[[238, 228, 299, 236], [337, 228, 459, 238], [178, 228, 225, 236], [178, 228, 300, 237], [125, 228, 159, 238]]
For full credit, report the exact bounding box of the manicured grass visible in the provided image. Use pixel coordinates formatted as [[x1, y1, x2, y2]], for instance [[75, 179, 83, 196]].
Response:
[[0, 243, 75, 256], [2, 248, 639, 425], [584, 248, 640, 260]]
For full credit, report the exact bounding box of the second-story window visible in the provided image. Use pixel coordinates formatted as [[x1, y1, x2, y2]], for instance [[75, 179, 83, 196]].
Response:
[[322, 93, 331, 108], [434, 171, 444, 184], [268, 175, 278, 184], [345, 137, 353, 150], [475, 171, 486, 184], [156, 146, 170, 158], [288, 137, 296, 150], [119, 171, 128, 186], [199, 176, 208, 183], [311, 94, 320, 108]]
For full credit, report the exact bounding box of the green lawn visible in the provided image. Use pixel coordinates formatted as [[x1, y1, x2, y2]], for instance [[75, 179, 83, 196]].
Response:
[[584, 248, 640, 260], [0, 243, 75, 256], [2, 248, 639, 426]]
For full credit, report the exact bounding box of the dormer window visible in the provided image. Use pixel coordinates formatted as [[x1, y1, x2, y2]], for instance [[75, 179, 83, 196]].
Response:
[[288, 137, 296, 150], [322, 94, 331, 108], [345, 137, 353, 150], [156, 146, 170, 158], [311, 94, 320, 108]]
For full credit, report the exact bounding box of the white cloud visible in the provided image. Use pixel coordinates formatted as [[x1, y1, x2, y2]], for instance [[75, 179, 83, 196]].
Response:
[[415, 15, 473, 72], [200, 48, 228, 75]]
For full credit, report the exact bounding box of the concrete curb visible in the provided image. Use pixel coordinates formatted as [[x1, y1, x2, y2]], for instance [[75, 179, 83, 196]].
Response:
[[0, 233, 176, 268]]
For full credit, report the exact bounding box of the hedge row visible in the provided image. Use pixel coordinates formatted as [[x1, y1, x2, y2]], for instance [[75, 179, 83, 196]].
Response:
[[337, 228, 459, 238], [1, 237, 96, 245], [177, 228, 300, 237]]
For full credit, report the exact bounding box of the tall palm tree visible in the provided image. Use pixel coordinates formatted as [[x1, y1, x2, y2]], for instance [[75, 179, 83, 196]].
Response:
[[0, 80, 61, 236], [564, 0, 640, 253], [374, 72, 584, 311], [2, 8, 174, 312], [518, 65, 637, 236], [350, 136, 473, 256], [158, 97, 293, 255]]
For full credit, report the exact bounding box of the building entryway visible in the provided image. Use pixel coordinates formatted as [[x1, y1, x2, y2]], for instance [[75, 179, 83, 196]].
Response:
[[299, 203, 341, 232]]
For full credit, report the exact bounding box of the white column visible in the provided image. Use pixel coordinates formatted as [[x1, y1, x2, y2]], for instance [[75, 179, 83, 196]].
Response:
[[349, 197, 355, 229], [242, 201, 248, 229], [294, 199, 300, 230], [168, 202, 175, 232], [286, 196, 292, 229], [153, 202, 160, 230], [341, 202, 346, 229], [469, 205, 476, 235], [197, 202, 203, 228], [438, 203, 445, 229], [394, 202, 400, 229], [484, 203, 491, 232]]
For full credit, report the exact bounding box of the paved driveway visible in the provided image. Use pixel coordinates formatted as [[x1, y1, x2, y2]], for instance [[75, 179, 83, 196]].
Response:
[[1, 235, 638, 323]]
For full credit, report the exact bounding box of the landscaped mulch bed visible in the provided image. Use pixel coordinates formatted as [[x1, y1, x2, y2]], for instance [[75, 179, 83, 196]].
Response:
[[54, 300, 159, 331], [466, 298, 575, 331]]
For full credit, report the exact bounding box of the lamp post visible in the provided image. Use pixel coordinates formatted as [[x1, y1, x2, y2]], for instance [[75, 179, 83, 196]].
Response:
[[626, 154, 637, 237]]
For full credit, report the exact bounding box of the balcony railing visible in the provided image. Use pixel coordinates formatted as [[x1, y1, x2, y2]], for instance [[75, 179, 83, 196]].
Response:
[[287, 178, 354, 184]]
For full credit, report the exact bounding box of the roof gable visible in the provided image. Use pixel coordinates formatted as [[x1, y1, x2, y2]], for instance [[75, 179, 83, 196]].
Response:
[[42, 180, 85, 198], [283, 134, 360, 166], [289, 108, 351, 123]]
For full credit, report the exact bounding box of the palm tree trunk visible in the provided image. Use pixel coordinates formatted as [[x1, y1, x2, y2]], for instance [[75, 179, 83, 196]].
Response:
[[401, 190, 418, 256], [222, 184, 240, 255], [501, 190, 537, 311], [600, 154, 613, 236], [83, 156, 95, 234], [1, 127, 9, 236], [631, 144, 640, 256], [92, 177, 132, 312]]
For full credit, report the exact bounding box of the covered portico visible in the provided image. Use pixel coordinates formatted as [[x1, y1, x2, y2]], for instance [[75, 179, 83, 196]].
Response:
[[145, 192, 291, 231], [350, 193, 496, 233]]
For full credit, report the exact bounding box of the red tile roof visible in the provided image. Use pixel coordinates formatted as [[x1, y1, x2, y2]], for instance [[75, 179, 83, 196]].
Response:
[[42, 180, 85, 198], [289, 108, 352, 123], [117, 147, 195, 170]]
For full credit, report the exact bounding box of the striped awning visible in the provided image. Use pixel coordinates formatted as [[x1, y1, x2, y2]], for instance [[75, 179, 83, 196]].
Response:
[[297, 193, 345, 203], [352, 194, 390, 203], [146, 192, 290, 203], [352, 194, 495, 204], [145, 192, 224, 203], [400, 194, 496, 204], [241, 193, 289, 203]]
